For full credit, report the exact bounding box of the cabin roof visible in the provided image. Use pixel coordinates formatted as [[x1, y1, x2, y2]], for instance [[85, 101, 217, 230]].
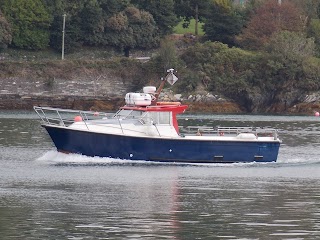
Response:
[[121, 103, 188, 113]]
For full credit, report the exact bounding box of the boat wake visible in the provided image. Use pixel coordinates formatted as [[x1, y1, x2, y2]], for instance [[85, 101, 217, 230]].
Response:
[[36, 150, 141, 166], [36, 150, 320, 168], [275, 157, 320, 168], [276, 148, 320, 166]]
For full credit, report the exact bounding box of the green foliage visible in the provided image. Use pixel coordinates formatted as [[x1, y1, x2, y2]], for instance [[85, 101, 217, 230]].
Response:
[[79, 0, 104, 45], [149, 37, 182, 74], [45, 1, 100, 51], [48, 1, 160, 55], [266, 31, 315, 61], [179, 40, 320, 109], [214, 0, 232, 9], [2, 0, 52, 50], [174, 19, 204, 35], [289, 0, 319, 19], [181, 42, 257, 97], [105, 6, 160, 56], [157, 38, 180, 70], [50, 14, 83, 53], [203, 1, 244, 46], [174, 69, 200, 92], [308, 19, 320, 57], [302, 57, 320, 90], [247, 49, 320, 94], [0, 10, 12, 49], [131, 0, 179, 36], [173, 0, 212, 35], [250, 52, 319, 101], [164, 62, 206, 93], [44, 0, 86, 16], [99, 0, 130, 18], [237, 0, 305, 50], [1, 0, 320, 113]]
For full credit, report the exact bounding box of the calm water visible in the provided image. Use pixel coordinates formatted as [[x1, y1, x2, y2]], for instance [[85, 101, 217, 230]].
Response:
[[0, 111, 319, 239]]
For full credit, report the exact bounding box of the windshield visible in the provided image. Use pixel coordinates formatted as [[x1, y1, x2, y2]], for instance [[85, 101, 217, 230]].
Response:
[[114, 109, 144, 119]]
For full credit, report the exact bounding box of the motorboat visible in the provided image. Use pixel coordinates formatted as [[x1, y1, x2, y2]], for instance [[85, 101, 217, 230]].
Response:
[[34, 69, 281, 163]]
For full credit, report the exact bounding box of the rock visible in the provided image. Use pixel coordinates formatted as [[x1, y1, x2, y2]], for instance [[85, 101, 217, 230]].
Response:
[[174, 94, 182, 101], [196, 94, 202, 102], [186, 101, 243, 113], [303, 93, 320, 103]]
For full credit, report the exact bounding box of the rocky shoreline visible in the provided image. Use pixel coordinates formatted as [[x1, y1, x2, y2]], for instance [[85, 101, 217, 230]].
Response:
[[0, 61, 319, 115], [0, 93, 243, 113], [1, 92, 319, 115]]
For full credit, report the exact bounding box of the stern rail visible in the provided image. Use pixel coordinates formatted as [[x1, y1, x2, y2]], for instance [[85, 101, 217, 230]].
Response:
[[183, 126, 279, 139]]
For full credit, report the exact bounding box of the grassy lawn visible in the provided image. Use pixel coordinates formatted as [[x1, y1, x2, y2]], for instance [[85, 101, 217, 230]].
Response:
[[173, 19, 204, 36]]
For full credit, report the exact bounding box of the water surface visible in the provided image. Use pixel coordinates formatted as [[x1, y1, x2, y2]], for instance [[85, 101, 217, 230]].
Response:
[[0, 111, 319, 239]]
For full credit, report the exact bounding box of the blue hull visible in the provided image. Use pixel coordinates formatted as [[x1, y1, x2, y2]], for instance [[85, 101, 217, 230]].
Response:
[[43, 125, 280, 163]]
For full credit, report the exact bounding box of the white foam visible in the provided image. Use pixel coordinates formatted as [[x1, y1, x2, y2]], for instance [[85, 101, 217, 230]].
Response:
[[36, 150, 127, 165], [36, 150, 320, 168]]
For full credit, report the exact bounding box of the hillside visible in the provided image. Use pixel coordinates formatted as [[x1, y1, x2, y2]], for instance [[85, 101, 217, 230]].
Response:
[[0, 38, 320, 115], [0, 51, 242, 113]]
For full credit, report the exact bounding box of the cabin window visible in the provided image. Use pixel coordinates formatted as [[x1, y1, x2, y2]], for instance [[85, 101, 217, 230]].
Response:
[[148, 112, 171, 125], [115, 110, 143, 119], [159, 112, 170, 124], [129, 110, 144, 118], [114, 110, 131, 118]]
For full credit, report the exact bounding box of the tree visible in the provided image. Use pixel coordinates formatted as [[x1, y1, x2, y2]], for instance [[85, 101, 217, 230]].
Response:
[[47, 0, 104, 52], [2, 0, 52, 50], [262, 31, 315, 95], [308, 19, 320, 56], [203, 0, 244, 46], [237, 0, 305, 50], [46, 0, 84, 52], [105, 6, 160, 57], [289, 0, 319, 20], [235, 0, 264, 25], [180, 41, 256, 99], [49, 13, 83, 53], [48, 0, 132, 52], [152, 37, 181, 73], [0, 10, 12, 50], [131, 0, 179, 36], [79, 0, 104, 45], [99, 0, 130, 18], [266, 31, 315, 61], [43, 0, 86, 15], [174, 0, 212, 36], [93, 0, 130, 46], [179, 40, 320, 111]]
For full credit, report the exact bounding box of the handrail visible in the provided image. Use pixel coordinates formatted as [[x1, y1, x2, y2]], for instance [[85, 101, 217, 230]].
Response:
[[33, 106, 162, 137], [182, 125, 278, 139], [34, 106, 112, 129]]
